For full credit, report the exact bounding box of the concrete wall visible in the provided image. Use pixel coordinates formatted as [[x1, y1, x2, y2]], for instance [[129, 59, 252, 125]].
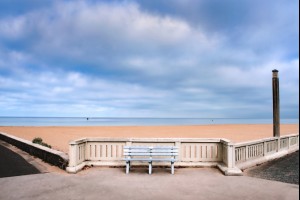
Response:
[[0, 132, 69, 170]]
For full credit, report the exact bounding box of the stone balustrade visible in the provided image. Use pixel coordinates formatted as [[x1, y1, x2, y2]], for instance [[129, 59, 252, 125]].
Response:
[[66, 137, 242, 175], [67, 134, 299, 175], [234, 134, 299, 170]]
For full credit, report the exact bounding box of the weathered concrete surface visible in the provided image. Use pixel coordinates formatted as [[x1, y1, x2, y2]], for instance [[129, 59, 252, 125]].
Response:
[[0, 167, 298, 200], [245, 151, 299, 185]]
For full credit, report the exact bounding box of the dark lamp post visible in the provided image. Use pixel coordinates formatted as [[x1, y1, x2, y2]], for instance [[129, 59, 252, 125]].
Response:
[[272, 69, 280, 137]]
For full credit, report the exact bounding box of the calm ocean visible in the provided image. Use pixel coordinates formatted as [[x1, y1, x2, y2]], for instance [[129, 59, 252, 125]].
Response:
[[0, 117, 298, 126]]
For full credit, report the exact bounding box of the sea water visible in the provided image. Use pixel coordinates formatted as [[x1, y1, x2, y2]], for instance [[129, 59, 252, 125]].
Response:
[[0, 117, 298, 126]]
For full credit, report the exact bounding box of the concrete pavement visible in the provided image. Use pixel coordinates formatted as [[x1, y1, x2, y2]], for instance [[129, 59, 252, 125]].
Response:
[[0, 167, 299, 200]]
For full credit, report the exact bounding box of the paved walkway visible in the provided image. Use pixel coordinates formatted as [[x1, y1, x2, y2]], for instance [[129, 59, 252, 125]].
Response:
[[0, 167, 298, 200], [245, 151, 299, 185]]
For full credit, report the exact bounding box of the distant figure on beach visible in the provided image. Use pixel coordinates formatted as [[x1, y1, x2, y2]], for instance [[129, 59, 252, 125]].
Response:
[[87, 118, 89, 120]]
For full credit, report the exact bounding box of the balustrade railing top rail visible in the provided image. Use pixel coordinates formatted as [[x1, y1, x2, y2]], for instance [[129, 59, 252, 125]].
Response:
[[69, 137, 230, 144], [234, 133, 299, 147]]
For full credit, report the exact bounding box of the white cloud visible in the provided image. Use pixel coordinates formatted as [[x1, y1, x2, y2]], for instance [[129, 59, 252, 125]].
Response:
[[0, 68, 172, 116], [0, 1, 220, 67], [0, 16, 26, 39]]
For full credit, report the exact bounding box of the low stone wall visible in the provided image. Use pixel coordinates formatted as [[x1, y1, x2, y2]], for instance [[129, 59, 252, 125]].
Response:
[[0, 132, 69, 170]]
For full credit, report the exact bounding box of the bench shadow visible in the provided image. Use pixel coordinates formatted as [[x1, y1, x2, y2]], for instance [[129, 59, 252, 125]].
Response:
[[121, 166, 173, 175]]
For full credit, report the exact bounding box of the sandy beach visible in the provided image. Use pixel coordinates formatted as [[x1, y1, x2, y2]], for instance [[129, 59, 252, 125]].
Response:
[[0, 124, 298, 153]]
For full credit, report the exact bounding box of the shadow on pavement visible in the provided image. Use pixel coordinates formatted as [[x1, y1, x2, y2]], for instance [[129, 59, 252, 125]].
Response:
[[0, 142, 41, 178]]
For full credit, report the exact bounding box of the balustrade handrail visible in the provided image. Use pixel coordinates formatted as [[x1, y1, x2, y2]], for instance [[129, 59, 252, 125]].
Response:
[[234, 133, 299, 148], [69, 137, 230, 145], [279, 133, 299, 139]]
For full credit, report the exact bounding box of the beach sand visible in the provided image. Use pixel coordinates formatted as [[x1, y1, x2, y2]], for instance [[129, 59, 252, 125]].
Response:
[[0, 124, 298, 153]]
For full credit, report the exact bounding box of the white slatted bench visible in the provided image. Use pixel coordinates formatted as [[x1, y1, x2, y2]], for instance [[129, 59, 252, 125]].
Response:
[[123, 146, 178, 175]]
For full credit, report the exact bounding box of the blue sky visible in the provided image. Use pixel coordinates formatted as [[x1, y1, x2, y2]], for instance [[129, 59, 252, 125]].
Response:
[[0, 0, 299, 118]]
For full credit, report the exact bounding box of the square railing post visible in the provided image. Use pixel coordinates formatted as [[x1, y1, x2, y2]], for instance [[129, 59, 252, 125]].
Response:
[[68, 143, 78, 167], [277, 137, 280, 152], [175, 141, 181, 163], [226, 143, 235, 169], [263, 141, 267, 156]]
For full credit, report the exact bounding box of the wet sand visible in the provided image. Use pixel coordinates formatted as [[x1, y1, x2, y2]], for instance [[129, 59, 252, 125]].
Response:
[[0, 124, 298, 153]]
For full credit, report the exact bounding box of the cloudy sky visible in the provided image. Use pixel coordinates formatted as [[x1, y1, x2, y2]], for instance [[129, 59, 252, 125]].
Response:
[[0, 0, 298, 118]]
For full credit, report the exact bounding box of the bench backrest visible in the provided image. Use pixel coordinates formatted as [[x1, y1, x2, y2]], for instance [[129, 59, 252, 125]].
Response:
[[124, 146, 178, 157]]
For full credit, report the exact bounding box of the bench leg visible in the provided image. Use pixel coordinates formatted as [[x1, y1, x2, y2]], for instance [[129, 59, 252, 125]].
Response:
[[171, 162, 174, 175], [148, 162, 152, 175], [126, 161, 130, 174]]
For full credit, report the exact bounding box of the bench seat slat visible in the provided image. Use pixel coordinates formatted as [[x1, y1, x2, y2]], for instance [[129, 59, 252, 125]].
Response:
[[124, 150, 178, 153], [124, 146, 178, 149], [124, 153, 178, 156], [124, 149, 178, 152], [124, 158, 176, 162]]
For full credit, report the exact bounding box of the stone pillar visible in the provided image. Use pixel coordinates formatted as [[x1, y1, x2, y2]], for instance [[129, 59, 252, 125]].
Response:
[[272, 69, 280, 137], [226, 143, 235, 168], [68, 143, 78, 167], [175, 141, 181, 161]]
